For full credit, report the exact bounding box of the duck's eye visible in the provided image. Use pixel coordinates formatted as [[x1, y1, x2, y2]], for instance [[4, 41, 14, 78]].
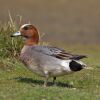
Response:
[[23, 26, 29, 30]]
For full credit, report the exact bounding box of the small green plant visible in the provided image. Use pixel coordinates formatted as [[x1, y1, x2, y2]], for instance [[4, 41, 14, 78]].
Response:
[[0, 13, 23, 58]]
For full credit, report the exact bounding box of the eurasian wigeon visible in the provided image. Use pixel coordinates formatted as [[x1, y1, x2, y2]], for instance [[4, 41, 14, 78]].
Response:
[[11, 24, 87, 87]]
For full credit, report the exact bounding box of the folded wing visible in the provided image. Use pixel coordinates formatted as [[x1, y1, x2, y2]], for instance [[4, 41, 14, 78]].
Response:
[[32, 46, 87, 60]]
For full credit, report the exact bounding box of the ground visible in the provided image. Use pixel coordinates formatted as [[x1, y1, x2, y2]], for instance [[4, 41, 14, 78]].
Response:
[[0, 45, 100, 100]]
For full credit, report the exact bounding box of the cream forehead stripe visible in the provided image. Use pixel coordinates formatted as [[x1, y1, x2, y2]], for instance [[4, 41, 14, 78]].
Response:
[[21, 24, 31, 28]]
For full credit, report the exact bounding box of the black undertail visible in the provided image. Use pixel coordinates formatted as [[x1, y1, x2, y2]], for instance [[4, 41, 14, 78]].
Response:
[[69, 60, 83, 71]]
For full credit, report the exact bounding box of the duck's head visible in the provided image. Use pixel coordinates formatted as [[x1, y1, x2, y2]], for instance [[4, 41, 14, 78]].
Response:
[[11, 24, 39, 45]]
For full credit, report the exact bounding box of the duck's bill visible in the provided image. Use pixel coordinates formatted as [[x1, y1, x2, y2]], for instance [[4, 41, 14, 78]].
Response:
[[11, 31, 21, 37]]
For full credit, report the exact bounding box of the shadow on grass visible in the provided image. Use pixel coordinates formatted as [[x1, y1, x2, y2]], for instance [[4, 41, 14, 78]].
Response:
[[13, 77, 74, 88]]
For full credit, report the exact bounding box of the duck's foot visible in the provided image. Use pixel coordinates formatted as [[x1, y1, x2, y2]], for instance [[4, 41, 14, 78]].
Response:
[[53, 83, 57, 86], [52, 77, 57, 86]]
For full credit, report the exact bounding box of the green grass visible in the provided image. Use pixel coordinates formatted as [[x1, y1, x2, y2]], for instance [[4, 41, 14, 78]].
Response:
[[0, 23, 100, 100]]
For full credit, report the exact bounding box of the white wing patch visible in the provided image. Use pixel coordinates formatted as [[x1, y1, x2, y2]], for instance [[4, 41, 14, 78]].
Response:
[[61, 60, 72, 72]]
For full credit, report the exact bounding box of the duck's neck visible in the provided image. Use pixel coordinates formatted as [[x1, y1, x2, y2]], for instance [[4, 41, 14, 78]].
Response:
[[25, 39, 38, 46], [25, 34, 39, 46]]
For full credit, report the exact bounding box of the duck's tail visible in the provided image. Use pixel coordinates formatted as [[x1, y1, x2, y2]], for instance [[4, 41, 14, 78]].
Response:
[[69, 60, 87, 71], [70, 55, 87, 60]]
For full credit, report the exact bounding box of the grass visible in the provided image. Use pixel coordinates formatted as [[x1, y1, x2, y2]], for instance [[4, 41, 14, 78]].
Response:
[[0, 21, 100, 100]]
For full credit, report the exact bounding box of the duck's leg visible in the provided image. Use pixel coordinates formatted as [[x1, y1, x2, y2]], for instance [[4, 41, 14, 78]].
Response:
[[44, 77, 48, 87], [53, 77, 56, 85], [44, 71, 49, 87]]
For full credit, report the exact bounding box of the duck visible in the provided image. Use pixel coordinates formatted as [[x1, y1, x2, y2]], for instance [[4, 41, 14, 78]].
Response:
[[11, 24, 87, 87]]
